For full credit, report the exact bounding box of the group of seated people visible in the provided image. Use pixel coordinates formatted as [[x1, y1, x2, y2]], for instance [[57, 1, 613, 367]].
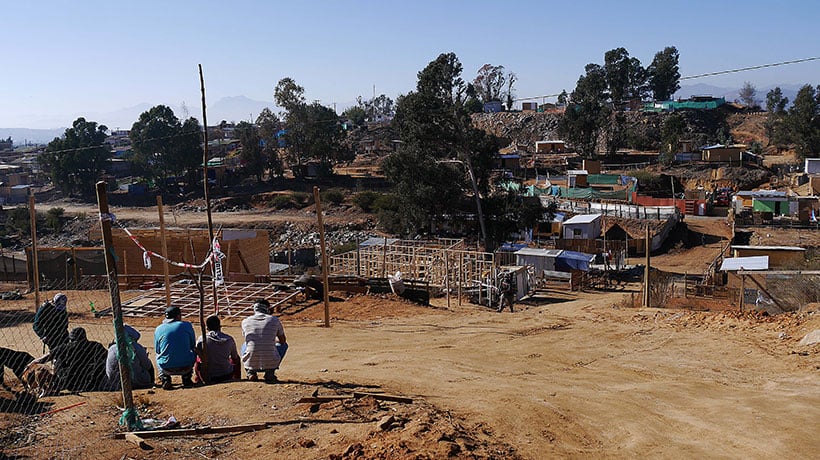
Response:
[[26, 294, 286, 394]]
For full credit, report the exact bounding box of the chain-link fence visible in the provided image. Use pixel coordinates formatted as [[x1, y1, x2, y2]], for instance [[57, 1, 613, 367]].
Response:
[[0, 286, 130, 457]]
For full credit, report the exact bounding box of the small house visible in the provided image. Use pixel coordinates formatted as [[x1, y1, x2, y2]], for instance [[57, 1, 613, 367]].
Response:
[[702, 144, 744, 163], [562, 214, 601, 240], [535, 140, 565, 154], [567, 170, 588, 188], [731, 245, 806, 268], [806, 158, 820, 175]]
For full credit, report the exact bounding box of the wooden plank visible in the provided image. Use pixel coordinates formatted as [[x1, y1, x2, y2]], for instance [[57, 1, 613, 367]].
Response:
[[117, 423, 269, 439], [353, 392, 413, 404], [297, 396, 354, 403]]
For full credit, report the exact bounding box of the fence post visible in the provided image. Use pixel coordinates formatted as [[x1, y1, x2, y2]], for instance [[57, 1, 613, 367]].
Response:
[[644, 226, 651, 308], [313, 186, 331, 327], [28, 194, 40, 308], [96, 181, 138, 430]]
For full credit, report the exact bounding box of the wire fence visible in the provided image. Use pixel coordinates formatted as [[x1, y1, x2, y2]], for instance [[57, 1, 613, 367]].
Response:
[[0, 287, 129, 457]]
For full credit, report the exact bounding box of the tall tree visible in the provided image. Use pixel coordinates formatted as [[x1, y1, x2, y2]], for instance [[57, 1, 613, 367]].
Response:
[[784, 84, 820, 158], [386, 52, 501, 248], [659, 113, 686, 165], [473, 64, 507, 103], [40, 118, 111, 197], [648, 46, 681, 101], [130, 105, 202, 189], [764, 87, 790, 147], [255, 108, 284, 177], [739, 81, 759, 108], [235, 121, 264, 182], [558, 64, 610, 157], [274, 77, 349, 176]]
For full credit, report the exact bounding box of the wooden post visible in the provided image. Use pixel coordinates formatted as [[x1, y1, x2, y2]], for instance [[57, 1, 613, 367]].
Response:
[[684, 271, 688, 299], [458, 252, 463, 306], [71, 248, 79, 289], [226, 241, 232, 280], [445, 251, 450, 309], [157, 196, 171, 307], [355, 237, 361, 277], [381, 236, 388, 278], [95, 181, 137, 429], [644, 225, 651, 308], [313, 186, 330, 327], [739, 274, 746, 312], [28, 194, 40, 308], [199, 64, 218, 318]]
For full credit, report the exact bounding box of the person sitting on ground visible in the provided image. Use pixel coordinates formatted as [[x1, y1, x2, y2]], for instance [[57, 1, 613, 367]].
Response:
[[105, 324, 154, 390], [28, 327, 107, 393], [194, 315, 241, 384], [33, 293, 70, 352], [241, 299, 288, 383], [154, 306, 196, 390]]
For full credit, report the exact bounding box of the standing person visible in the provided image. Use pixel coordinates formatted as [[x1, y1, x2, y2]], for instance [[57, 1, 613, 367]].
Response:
[[154, 306, 196, 390], [194, 315, 241, 384], [105, 324, 154, 390], [241, 299, 287, 383], [28, 327, 107, 393], [32, 293, 70, 352], [497, 273, 515, 313]]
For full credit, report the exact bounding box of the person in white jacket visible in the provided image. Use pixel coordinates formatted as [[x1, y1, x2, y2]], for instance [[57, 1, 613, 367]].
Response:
[[241, 299, 288, 383]]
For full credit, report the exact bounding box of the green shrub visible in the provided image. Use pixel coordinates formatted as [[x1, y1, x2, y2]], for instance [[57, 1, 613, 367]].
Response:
[[269, 194, 295, 209], [46, 207, 65, 231], [321, 189, 345, 205], [353, 191, 380, 212], [291, 192, 313, 207]]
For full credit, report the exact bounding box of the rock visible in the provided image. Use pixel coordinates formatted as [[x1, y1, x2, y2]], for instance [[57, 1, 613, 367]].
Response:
[[298, 438, 316, 448], [798, 329, 820, 346], [376, 414, 395, 431]]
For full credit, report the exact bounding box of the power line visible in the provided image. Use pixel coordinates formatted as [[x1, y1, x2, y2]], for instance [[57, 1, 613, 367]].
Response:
[[515, 56, 820, 103], [680, 56, 820, 80]]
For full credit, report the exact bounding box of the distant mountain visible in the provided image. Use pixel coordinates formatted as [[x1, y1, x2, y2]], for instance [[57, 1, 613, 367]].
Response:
[[209, 96, 275, 124], [0, 127, 66, 145]]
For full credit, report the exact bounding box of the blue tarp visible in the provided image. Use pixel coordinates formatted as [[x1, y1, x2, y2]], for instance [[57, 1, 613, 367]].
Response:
[[555, 250, 594, 272], [498, 242, 529, 252]]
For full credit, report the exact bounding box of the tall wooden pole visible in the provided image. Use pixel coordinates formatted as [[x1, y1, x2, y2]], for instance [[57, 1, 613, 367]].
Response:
[[157, 196, 171, 307], [445, 251, 451, 309], [96, 182, 137, 428], [644, 225, 651, 308], [28, 194, 40, 308], [199, 64, 218, 317], [313, 187, 331, 327]]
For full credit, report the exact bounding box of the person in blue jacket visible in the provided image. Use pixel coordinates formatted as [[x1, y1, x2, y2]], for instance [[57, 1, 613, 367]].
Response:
[[154, 306, 196, 390]]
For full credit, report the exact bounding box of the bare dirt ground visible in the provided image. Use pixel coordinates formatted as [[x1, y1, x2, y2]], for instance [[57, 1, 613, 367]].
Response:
[[2, 288, 819, 459]]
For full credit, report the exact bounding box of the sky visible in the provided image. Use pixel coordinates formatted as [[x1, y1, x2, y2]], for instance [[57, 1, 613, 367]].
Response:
[[2, 0, 819, 129]]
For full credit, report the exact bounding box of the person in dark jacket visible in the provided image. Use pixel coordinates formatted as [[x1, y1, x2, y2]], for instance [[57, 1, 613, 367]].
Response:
[[32, 293, 69, 352], [28, 327, 107, 393]]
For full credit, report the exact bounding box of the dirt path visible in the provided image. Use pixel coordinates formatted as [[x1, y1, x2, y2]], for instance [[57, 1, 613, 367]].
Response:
[[2, 289, 819, 458]]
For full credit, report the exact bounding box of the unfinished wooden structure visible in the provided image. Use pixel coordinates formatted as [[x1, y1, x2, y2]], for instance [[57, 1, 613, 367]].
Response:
[[109, 228, 269, 278], [329, 238, 495, 291], [120, 280, 300, 319]]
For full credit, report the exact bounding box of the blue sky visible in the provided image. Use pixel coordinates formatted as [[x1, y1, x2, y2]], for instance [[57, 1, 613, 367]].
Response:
[[2, 0, 818, 129]]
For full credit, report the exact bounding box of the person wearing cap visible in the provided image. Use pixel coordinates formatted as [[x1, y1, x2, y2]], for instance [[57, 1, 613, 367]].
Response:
[[241, 299, 288, 383], [105, 324, 154, 390], [194, 315, 241, 384], [28, 326, 108, 393], [154, 306, 196, 390], [32, 293, 70, 352]]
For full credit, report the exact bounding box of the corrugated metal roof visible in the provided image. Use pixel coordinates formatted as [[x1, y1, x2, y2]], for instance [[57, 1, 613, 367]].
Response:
[[567, 170, 588, 175], [563, 214, 601, 225], [514, 248, 562, 257], [360, 237, 399, 247], [720, 256, 769, 271], [732, 245, 806, 251]]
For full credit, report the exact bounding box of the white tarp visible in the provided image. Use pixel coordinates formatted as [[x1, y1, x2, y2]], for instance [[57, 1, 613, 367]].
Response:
[[720, 256, 769, 271]]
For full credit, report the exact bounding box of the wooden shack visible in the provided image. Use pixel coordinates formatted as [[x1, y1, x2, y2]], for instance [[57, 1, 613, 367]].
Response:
[[731, 245, 806, 268]]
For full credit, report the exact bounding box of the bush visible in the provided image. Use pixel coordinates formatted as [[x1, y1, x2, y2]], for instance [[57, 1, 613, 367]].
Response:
[[46, 207, 65, 231], [321, 189, 345, 205], [291, 192, 314, 207], [332, 241, 358, 255], [353, 191, 380, 212], [269, 194, 295, 209]]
